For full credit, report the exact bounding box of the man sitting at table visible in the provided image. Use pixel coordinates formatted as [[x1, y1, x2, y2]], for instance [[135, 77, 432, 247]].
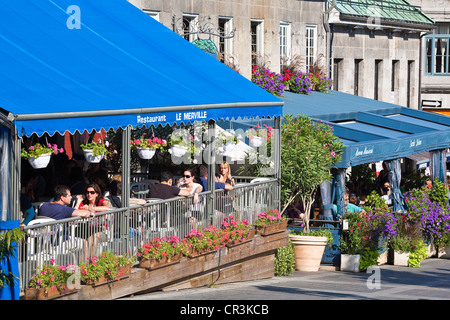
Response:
[[148, 171, 190, 199], [39, 185, 95, 220], [197, 165, 233, 191]]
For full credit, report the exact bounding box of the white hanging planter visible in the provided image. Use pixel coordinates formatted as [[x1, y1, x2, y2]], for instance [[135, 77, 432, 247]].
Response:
[[137, 147, 156, 160], [83, 149, 104, 163], [217, 142, 236, 156], [28, 153, 51, 169], [170, 145, 188, 157], [249, 136, 264, 148]]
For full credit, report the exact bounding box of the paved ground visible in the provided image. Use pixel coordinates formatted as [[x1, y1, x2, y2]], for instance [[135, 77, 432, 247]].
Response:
[[122, 258, 450, 301]]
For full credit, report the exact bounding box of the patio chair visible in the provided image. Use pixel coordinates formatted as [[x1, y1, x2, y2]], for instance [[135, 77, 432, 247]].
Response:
[[130, 179, 160, 199]]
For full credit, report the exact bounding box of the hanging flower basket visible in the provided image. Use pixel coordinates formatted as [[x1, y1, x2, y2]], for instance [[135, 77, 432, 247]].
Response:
[[131, 136, 166, 159], [83, 149, 104, 163], [249, 136, 264, 148], [21, 142, 64, 169], [28, 153, 52, 169], [137, 147, 156, 160], [80, 141, 110, 163], [170, 144, 188, 157]]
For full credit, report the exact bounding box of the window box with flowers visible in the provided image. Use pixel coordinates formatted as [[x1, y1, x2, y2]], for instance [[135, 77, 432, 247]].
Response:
[[220, 216, 254, 253], [254, 209, 288, 236], [181, 228, 221, 259], [251, 66, 285, 96], [137, 236, 184, 270], [80, 141, 110, 163], [130, 135, 167, 159], [80, 251, 136, 285], [21, 143, 64, 169], [25, 259, 78, 300]]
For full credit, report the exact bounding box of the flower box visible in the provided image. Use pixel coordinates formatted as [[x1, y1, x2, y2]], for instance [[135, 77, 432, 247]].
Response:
[[389, 249, 410, 267], [256, 220, 288, 236], [138, 255, 182, 270], [226, 239, 253, 255], [24, 283, 73, 300], [28, 153, 52, 169], [137, 147, 156, 160]]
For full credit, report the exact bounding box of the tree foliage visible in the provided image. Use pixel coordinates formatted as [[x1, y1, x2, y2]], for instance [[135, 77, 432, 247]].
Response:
[[280, 114, 344, 232]]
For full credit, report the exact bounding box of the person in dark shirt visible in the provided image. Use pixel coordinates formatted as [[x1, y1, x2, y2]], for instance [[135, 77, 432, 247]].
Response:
[[39, 185, 94, 220], [148, 171, 190, 199], [197, 165, 233, 192]]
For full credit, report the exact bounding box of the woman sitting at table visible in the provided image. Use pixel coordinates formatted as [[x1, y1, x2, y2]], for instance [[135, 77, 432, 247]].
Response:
[[216, 161, 235, 186], [77, 183, 110, 212], [177, 168, 202, 204]]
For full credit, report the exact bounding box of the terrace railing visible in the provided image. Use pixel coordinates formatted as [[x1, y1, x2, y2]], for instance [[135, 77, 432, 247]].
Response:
[[18, 178, 278, 294]]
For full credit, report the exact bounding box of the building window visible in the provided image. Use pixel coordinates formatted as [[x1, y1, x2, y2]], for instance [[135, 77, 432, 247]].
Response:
[[407, 60, 414, 107], [333, 58, 342, 91], [183, 14, 199, 42], [280, 22, 291, 69], [425, 36, 449, 75], [306, 25, 317, 71], [219, 17, 233, 63], [374, 59, 382, 100], [143, 10, 160, 22], [354, 59, 362, 96], [251, 19, 264, 68]]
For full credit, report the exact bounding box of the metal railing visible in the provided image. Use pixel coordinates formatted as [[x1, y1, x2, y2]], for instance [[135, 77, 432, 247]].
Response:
[[18, 178, 278, 294]]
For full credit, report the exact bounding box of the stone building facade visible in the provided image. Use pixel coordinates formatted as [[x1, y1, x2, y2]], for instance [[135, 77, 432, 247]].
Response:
[[128, 0, 434, 110], [409, 0, 450, 110]]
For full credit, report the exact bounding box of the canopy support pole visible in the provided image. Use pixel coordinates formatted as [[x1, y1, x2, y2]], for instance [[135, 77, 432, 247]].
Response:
[[121, 126, 131, 253], [274, 116, 281, 212], [207, 120, 216, 225]]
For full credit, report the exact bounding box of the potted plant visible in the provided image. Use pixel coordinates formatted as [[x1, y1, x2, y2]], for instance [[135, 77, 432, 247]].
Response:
[[80, 140, 110, 163], [254, 209, 288, 236], [246, 124, 273, 148], [388, 234, 412, 266], [280, 114, 343, 271], [339, 212, 369, 272], [288, 229, 333, 272], [21, 142, 64, 169], [130, 135, 166, 159]]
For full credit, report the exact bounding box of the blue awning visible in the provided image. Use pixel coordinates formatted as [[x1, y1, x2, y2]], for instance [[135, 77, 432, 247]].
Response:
[[0, 0, 282, 137], [282, 91, 450, 168]]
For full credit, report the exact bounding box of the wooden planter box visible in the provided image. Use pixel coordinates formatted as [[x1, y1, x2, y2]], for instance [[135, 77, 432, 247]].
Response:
[[24, 283, 77, 300], [52, 231, 289, 300], [256, 221, 288, 236], [138, 255, 183, 270]]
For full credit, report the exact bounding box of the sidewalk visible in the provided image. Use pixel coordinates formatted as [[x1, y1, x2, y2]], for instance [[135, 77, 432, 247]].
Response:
[[122, 258, 450, 301]]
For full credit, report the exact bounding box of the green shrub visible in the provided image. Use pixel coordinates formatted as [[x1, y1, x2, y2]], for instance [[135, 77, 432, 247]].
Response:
[[274, 240, 295, 277], [359, 247, 380, 271], [408, 239, 428, 268]]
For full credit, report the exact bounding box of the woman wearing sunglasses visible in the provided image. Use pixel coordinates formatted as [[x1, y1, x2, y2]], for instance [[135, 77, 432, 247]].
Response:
[[78, 183, 110, 212], [177, 168, 202, 204]]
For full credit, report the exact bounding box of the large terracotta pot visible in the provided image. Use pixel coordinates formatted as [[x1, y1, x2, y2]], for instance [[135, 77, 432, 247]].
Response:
[[288, 234, 328, 272]]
